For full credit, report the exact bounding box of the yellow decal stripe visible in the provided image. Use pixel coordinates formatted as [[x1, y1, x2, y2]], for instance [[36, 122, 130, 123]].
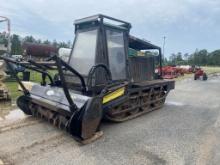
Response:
[[102, 87, 125, 104]]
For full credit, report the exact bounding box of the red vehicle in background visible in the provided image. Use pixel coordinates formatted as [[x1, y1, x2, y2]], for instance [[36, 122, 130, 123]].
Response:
[[157, 65, 207, 80], [156, 66, 185, 79], [174, 67, 185, 76], [179, 65, 194, 74], [194, 67, 208, 80], [157, 66, 178, 79]]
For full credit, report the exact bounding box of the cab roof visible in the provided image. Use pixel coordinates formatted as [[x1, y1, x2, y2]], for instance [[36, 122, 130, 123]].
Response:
[[74, 14, 131, 30], [129, 35, 160, 50], [74, 14, 160, 50]]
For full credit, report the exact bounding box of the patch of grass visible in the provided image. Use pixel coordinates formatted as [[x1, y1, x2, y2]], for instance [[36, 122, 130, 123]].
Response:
[[5, 81, 22, 101], [175, 66, 220, 81], [4, 70, 57, 102], [202, 66, 220, 74]]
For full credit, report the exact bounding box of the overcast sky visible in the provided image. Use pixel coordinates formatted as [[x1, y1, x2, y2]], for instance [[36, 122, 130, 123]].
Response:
[[0, 0, 219, 57]]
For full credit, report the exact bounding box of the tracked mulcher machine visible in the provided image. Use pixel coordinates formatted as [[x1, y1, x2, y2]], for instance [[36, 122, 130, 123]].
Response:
[[2, 15, 174, 143]]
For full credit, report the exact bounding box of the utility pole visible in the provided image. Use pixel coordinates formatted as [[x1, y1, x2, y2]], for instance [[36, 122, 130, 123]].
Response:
[[0, 16, 11, 54], [162, 36, 166, 63]]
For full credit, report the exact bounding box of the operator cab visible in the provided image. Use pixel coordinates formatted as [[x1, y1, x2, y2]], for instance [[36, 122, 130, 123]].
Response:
[[65, 14, 131, 93], [64, 14, 162, 94]]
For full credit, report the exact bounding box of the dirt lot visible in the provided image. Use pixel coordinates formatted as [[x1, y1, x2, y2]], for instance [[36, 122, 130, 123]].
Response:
[[0, 74, 220, 165]]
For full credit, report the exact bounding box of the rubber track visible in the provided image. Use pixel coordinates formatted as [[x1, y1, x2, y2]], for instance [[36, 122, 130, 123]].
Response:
[[105, 88, 167, 122]]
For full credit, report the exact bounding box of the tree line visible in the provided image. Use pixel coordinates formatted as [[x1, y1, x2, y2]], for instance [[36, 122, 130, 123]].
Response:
[[165, 49, 220, 66], [9, 34, 220, 66], [10, 34, 72, 55]]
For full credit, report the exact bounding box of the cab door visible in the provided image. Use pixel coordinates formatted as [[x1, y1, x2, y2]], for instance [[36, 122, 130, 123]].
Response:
[[105, 29, 127, 80]]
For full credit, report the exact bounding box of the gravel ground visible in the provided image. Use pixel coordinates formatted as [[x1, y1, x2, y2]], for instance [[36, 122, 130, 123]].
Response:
[[0, 75, 220, 165]]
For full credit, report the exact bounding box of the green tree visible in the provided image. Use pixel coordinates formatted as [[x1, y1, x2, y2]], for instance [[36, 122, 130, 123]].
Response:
[[58, 41, 68, 48], [176, 52, 183, 61], [208, 50, 220, 66], [23, 36, 36, 43], [36, 39, 42, 44], [52, 39, 58, 47], [43, 39, 50, 45], [169, 53, 177, 65], [11, 34, 22, 55], [67, 40, 72, 48], [183, 53, 189, 61], [198, 49, 208, 66]]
